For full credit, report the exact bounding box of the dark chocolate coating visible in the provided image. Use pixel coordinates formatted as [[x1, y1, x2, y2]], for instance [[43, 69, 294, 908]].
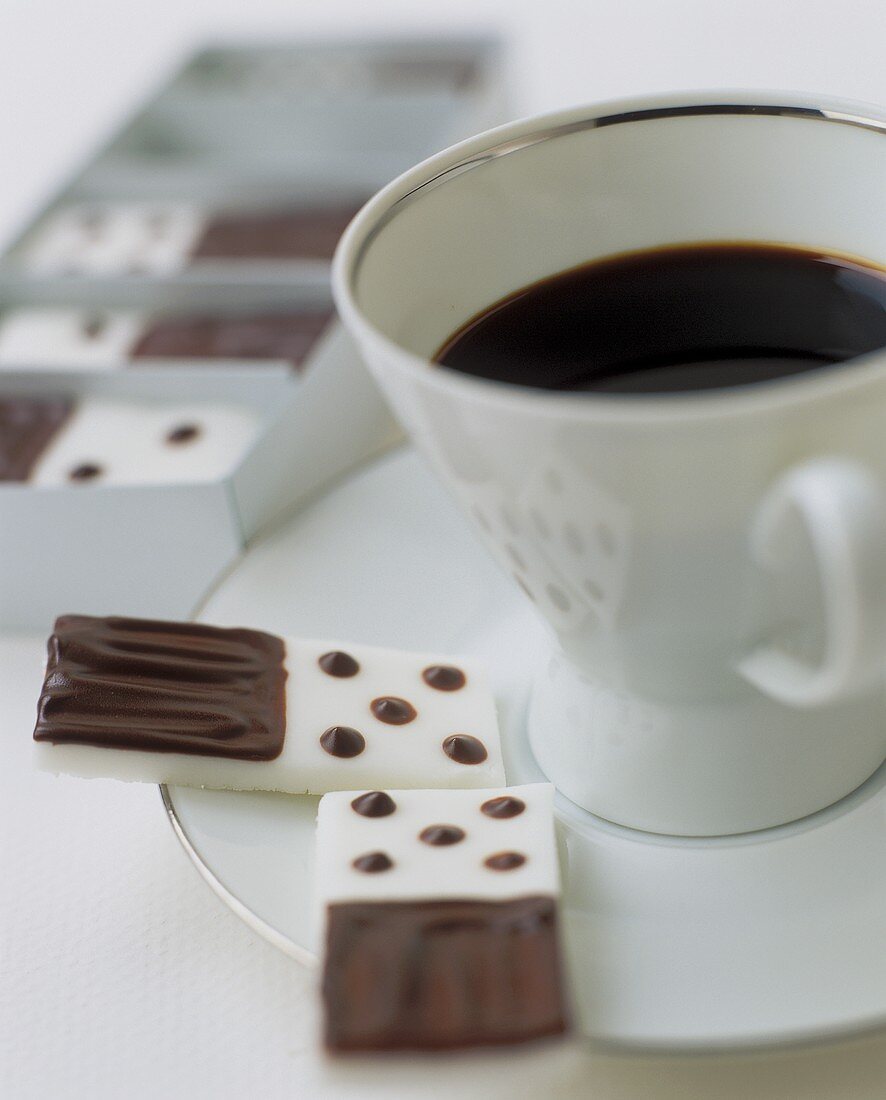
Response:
[[323, 897, 568, 1052], [0, 398, 72, 482], [130, 309, 333, 370], [33, 615, 287, 760], [190, 207, 362, 261]]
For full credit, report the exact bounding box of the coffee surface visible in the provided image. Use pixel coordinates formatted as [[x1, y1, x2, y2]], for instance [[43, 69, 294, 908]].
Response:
[[435, 243, 886, 393]]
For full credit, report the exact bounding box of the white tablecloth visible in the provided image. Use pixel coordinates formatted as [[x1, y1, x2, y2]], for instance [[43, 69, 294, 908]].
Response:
[[4, 1, 886, 1096]]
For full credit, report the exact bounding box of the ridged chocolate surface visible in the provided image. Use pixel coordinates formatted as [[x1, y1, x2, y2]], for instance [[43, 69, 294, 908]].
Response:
[[33, 615, 287, 760], [0, 398, 72, 481], [323, 896, 568, 1052], [190, 206, 362, 261], [130, 309, 333, 370]]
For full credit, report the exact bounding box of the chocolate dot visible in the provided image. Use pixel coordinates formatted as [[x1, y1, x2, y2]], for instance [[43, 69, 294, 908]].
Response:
[[370, 696, 417, 725], [319, 650, 359, 678], [422, 665, 466, 692], [351, 791, 396, 817], [319, 725, 365, 758], [481, 796, 526, 819], [352, 851, 393, 873], [484, 851, 526, 871], [419, 824, 466, 846], [166, 423, 201, 445], [442, 734, 487, 765], [69, 463, 102, 482]]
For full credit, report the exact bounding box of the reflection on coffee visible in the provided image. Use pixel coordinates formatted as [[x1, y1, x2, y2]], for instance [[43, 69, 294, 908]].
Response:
[[435, 243, 886, 393]]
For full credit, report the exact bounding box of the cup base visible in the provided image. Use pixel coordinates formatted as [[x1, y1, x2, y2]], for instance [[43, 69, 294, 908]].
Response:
[[528, 653, 886, 837]]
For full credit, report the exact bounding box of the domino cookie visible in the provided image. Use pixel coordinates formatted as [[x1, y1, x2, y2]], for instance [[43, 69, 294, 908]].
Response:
[[316, 783, 568, 1051], [32, 615, 504, 793]]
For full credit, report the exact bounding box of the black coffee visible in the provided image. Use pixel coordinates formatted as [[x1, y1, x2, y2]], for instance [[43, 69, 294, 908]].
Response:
[[434, 243, 886, 393]]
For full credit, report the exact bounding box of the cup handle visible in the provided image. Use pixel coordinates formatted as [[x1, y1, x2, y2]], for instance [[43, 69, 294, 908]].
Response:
[[737, 458, 886, 708]]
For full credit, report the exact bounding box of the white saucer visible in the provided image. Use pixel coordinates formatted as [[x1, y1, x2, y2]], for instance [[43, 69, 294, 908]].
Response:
[[164, 446, 886, 1052]]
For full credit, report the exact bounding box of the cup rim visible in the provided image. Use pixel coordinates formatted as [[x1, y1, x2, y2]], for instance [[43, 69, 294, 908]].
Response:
[[332, 89, 886, 425]]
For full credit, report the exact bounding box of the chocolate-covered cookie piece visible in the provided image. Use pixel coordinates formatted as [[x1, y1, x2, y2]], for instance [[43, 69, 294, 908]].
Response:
[[317, 783, 568, 1052]]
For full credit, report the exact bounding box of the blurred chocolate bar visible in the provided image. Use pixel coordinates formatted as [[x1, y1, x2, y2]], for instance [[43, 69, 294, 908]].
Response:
[[34, 615, 288, 759], [0, 398, 73, 481], [190, 205, 362, 261], [130, 308, 334, 369]]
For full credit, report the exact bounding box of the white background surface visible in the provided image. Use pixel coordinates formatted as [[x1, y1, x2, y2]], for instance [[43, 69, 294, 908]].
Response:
[[4, 1, 886, 1096]]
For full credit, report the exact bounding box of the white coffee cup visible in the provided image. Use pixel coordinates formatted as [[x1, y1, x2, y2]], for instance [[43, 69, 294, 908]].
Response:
[[333, 92, 886, 836]]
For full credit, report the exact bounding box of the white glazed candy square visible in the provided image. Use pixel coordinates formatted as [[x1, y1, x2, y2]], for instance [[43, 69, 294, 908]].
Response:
[[280, 639, 504, 792], [33, 622, 504, 794], [29, 400, 261, 486], [0, 309, 143, 368], [316, 782, 558, 904], [18, 203, 203, 277]]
